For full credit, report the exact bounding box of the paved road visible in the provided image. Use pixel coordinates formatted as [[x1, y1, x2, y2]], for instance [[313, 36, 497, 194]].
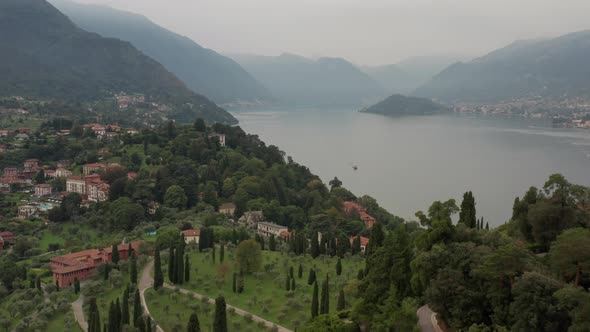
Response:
[[72, 295, 88, 332], [417, 305, 443, 332], [139, 260, 165, 332]]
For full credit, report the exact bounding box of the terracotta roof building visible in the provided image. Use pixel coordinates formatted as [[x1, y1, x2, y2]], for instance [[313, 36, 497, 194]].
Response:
[[181, 229, 200, 244]]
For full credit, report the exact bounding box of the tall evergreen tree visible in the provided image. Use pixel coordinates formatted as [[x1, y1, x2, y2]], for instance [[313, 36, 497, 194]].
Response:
[[176, 235, 185, 284], [269, 235, 276, 251], [308, 268, 316, 285], [320, 275, 329, 315], [232, 272, 237, 293], [352, 237, 361, 255], [291, 277, 296, 291], [220, 244, 225, 263], [122, 288, 130, 326], [115, 298, 122, 332], [310, 233, 320, 258], [135, 317, 145, 332], [154, 246, 164, 289], [74, 278, 80, 294], [104, 263, 110, 280], [237, 270, 244, 293], [337, 289, 346, 311], [336, 258, 342, 276], [88, 298, 101, 332], [112, 244, 120, 265], [187, 313, 201, 332], [107, 301, 116, 332], [459, 191, 477, 228], [213, 296, 228, 332], [289, 266, 294, 279], [130, 252, 138, 285], [168, 247, 176, 283], [298, 264, 303, 278], [133, 289, 142, 326], [146, 317, 152, 332], [185, 255, 190, 282], [366, 223, 385, 256], [286, 275, 291, 291], [311, 281, 319, 318]]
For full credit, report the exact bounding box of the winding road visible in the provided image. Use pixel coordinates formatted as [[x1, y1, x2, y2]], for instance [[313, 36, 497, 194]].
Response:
[[417, 305, 443, 332]]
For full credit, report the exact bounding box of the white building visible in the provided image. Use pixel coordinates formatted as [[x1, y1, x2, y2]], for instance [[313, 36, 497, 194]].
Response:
[[257, 222, 288, 238]]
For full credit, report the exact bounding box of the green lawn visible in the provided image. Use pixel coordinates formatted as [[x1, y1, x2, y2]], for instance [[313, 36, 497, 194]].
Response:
[[145, 288, 272, 332], [39, 223, 111, 252], [46, 310, 83, 332], [0, 115, 44, 130], [168, 248, 364, 330]]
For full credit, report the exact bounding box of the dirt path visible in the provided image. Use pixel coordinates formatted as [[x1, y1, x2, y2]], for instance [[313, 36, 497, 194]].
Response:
[[72, 295, 88, 332], [417, 305, 443, 332], [162, 284, 292, 332], [138, 260, 165, 332]]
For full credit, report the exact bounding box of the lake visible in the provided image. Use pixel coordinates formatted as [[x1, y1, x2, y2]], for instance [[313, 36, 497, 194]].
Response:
[[232, 108, 590, 226]]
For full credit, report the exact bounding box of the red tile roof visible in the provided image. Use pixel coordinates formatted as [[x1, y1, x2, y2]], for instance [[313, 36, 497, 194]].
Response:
[[181, 229, 200, 237]]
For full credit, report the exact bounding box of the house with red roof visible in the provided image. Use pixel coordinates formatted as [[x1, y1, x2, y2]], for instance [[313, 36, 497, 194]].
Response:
[[350, 236, 370, 253], [0, 231, 15, 245], [83, 163, 106, 175], [51, 241, 142, 288], [181, 229, 200, 244], [343, 201, 377, 229]]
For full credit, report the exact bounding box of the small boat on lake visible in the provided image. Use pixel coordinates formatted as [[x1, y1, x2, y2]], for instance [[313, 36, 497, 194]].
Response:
[[352, 164, 358, 170]]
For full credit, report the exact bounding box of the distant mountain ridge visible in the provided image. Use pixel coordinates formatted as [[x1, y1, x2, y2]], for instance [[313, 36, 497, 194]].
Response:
[[361, 94, 449, 116], [229, 53, 385, 107], [50, 0, 272, 105], [0, 0, 236, 124], [362, 55, 467, 95], [413, 30, 590, 103]]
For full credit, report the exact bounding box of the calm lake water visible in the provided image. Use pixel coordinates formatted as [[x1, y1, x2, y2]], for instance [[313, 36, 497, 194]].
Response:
[[232, 108, 590, 226]]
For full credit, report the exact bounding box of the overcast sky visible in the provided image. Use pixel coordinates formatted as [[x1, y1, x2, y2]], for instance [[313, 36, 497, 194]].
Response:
[[72, 0, 590, 65]]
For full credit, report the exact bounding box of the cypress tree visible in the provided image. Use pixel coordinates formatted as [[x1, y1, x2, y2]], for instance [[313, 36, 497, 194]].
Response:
[[115, 298, 122, 332], [237, 270, 244, 293], [185, 255, 190, 282], [310, 233, 320, 258], [135, 317, 146, 332], [74, 278, 80, 294], [366, 223, 385, 257], [352, 237, 361, 255], [336, 258, 342, 276], [104, 263, 110, 280], [220, 244, 225, 263], [320, 275, 329, 315], [88, 298, 101, 332], [289, 266, 294, 279], [133, 289, 142, 326], [122, 289, 130, 326], [485, 222, 489, 230], [187, 313, 201, 332], [337, 289, 346, 311], [146, 316, 152, 332], [311, 281, 318, 318], [29, 276, 35, 289], [213, 296, 227, 332], [176, 237, 185, 285], [168, 247, 175, 283], [56, 280, 60, 292], [291, 277, 295, 290], [36, 276, 41, 290], [307, 268, 316, 285], [130, 252, 138, 285], [285, 275, 291, 291], [232, 272, 237, 293], [112, 244, 120, 265], [459, 191, 477, 228], [320, 236, 327, 256], [154, 246, 163, 289], [298, 264, 303, 278], [269, 235, 276, 251], [107, 301, 115, 332]]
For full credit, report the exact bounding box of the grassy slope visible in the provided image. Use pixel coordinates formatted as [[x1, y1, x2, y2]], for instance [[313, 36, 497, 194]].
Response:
[[170, 248, 364, 330]]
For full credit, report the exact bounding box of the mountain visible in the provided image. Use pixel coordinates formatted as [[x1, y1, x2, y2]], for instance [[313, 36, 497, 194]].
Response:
[[360, 94, 449, 116], [0, 0, 236, 124], [363, 55, 466, 95], [50, 0, 272, 105], [229, 53, 385, 107], [414, 31, 590, 103]]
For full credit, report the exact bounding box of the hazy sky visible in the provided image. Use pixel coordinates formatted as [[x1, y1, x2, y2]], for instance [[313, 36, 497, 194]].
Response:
[[72, 0, 590, 65]]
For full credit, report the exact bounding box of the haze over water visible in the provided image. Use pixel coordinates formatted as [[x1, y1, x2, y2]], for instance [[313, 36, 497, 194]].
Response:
[[234, 108, 590, 226]]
